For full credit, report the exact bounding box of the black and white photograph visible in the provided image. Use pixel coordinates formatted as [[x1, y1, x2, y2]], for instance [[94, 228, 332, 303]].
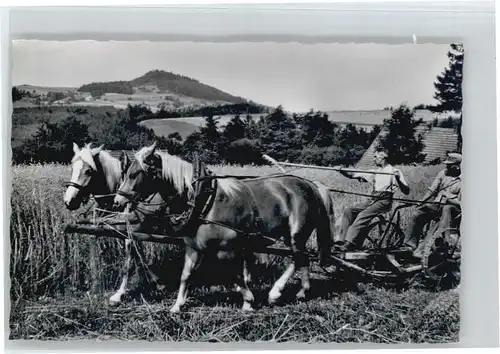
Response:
[[9, 38, 463, 343]]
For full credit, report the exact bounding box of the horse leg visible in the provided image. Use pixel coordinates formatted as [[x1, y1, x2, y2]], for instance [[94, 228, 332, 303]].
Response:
[[235, 253, 256, 311], [295, 249, 311, 301], [133, 241, 164, 292], [268, 212, 314, 305], [109, 239, 135, 306], [268, 218, 303, 305], [170, 246, 201, 313], [268, 262, 295, 305]]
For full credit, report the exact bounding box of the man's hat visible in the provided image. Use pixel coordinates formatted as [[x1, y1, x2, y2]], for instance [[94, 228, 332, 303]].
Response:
[[443, 152, 462, 165]]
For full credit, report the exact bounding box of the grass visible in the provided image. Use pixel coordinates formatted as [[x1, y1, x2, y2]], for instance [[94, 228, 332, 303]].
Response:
[[8, 162, 458, 342], [9, 285, 459, 343]]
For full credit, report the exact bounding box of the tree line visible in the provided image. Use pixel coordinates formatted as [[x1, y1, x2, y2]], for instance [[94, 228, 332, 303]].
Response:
[[128, 102, 268, 120], [11, 103, 382, 166], [11, 101, 457, 167]]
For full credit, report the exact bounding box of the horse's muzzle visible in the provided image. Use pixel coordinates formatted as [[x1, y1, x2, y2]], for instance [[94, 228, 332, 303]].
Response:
[[112, 194, 130, 211], [65, 199, 80, 211]]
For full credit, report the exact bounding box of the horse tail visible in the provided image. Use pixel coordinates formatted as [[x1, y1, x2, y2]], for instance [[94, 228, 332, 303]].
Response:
[[313, 181, 336, 235], [311, 181, 335, 266]]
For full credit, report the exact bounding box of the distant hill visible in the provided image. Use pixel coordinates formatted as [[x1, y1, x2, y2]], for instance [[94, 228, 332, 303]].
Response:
[[78, 70, 247, 105], [14, 70, 258, 112], [129, 70, 247, 103]]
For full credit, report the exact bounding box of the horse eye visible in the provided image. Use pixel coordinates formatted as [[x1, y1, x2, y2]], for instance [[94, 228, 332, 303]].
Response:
[[85, 170, 92, 176]]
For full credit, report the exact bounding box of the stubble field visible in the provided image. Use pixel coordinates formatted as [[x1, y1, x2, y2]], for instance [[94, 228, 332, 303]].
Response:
[[8, 163, 460, 343]]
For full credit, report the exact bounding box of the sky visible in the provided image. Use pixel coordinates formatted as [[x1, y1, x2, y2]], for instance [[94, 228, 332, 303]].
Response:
[[12, 40, 451, 112]]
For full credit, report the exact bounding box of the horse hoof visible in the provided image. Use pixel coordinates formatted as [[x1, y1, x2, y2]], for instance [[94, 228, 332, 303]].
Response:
[[242, 303, 254, 312], [170, 306, 181, 313], [296, 290, 307, 301], [108, 295, 122, 307], [268, 293, 281, 305]]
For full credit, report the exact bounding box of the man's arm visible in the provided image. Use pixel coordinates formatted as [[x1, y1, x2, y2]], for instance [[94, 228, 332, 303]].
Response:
[[442, 189, 461, 207], [421, 170, 444, 202], [445, 197, 461, 207], [393, 169, 410, 195], [339, 168, 371, 183]]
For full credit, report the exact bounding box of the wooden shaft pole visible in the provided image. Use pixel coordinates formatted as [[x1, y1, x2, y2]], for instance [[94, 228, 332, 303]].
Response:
[[65, 224, 186, 246], [64, 224, 295, 256], [262, 154, 394, 175]]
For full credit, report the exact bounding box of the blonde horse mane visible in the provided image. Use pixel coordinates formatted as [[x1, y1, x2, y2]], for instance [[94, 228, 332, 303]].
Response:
[[97, 150, 122, 192], [217, 178, 243, 199], [135, 148, 195, 196], [134, 147, 243, 198]]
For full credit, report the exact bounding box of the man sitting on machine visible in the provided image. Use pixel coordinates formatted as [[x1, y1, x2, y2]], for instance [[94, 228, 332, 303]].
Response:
[[335, 146, 410, 251], [401, 152, 462, 258]]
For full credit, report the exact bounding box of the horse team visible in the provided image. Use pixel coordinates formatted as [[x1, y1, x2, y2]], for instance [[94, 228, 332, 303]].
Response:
[[63, 142, 342, 313]]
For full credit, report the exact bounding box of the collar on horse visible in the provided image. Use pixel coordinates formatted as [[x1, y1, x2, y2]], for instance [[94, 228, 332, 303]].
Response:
[[177, 156, 266, 245], [167, 155, 218, 236]]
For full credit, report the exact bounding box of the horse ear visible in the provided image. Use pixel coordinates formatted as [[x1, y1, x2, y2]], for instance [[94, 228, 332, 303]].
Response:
[[120, 150, 131, 172], [90, 144, 104, 156], [73, 142, 80, 154], [142, 141, 158, 163], [147, 141, 157, 156]]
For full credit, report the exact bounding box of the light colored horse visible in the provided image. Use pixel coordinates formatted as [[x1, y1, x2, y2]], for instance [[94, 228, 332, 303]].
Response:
[[113, 142, 335, 313], [64, 142, 166, 305]]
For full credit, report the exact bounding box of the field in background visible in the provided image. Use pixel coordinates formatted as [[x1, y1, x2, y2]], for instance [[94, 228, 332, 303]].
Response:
[[11, 106, 119, 150], [139, 113, 264, 139], [9, 163, 459, 343], [12, 105, 437, 149], [139, 109, 436, 139]]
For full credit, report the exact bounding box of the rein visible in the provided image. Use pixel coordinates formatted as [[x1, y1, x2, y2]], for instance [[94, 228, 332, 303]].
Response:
[[110, 159, 459, 243]]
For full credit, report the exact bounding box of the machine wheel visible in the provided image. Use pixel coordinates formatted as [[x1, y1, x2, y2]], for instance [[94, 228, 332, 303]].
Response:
[[364, 218, 405, 250], [422, 226, 461, 290]]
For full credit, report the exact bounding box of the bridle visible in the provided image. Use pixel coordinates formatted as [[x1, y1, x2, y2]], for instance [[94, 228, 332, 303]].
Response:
[[116, 188, 144, 205], [64, 179, 93, 206], [65, 158, 114, 207], [115, 159, 214, 216]]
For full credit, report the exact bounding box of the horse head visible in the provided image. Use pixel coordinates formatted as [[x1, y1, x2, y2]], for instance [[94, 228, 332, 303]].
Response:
[[113, 142, 163, 211], [64, 142, 121, 210], [113, 142, 194, 212]]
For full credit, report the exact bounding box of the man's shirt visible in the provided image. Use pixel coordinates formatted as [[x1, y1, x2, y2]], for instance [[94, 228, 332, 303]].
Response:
[[353, 164, 407, 194], [428, 169, 462, 203]]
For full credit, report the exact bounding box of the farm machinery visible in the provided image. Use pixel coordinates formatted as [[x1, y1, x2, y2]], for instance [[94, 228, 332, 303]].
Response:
[[64, 156, 462, 293]]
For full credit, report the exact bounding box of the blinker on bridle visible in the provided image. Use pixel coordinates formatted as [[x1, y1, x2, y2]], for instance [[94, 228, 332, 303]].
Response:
[[64, 167, 97, 192], [116, 161, 161, 204]]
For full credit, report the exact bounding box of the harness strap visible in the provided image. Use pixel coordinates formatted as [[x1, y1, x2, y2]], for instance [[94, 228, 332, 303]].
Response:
[[197, 217, 274, 245], [240, 182, 263, 239], [191, 172, 298, 184], [65, 181, 86, 190]]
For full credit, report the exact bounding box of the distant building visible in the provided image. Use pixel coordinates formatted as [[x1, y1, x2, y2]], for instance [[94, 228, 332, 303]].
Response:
[[356, 124, 459, 168], [52, 97, 72, 105]]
